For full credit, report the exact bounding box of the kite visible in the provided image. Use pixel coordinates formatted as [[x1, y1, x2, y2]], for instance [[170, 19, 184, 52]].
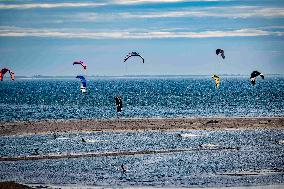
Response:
[[250, 71, 264, 85], [124, 52, 144, 63], [0, 68, 14, 81], [73, 61, 87, 70], [216, 49, 225, 59]]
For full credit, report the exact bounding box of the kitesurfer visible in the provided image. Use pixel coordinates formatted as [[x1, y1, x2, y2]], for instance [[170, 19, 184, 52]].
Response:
[[212, 74, 220, 88], [33, 148, 39, 155], [76, 76, 87, 93], [114, 96, 123, 112], [121, 164, 126, 173]]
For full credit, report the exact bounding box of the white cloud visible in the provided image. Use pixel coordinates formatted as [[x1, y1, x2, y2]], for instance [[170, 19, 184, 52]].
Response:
[[258, 25, 284, 30], [112, 0, 228, 4], [119, 6, 284, 19], [1, 2, 283, 21], [0, 3, 105, 9], [0, 26, 283, 39], [61, 6, 284, 24], [0, 0, 231, 9]]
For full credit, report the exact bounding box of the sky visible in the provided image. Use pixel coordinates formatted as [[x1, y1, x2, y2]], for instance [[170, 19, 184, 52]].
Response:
[[0, 0, 284, 76]]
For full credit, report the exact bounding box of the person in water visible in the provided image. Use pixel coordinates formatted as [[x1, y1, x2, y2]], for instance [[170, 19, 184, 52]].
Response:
[[33, 148, 39, 155], [121, 164, 126, 173], [114, 96, 123, 112]]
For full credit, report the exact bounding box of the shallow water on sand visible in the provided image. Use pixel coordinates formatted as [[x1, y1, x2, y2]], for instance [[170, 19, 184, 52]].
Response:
[[0, 76, 284, 121], [0, 130, 283, 187]]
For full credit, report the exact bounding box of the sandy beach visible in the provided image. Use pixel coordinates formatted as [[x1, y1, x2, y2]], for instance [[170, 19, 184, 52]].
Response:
[[0, 117, 283, 136]]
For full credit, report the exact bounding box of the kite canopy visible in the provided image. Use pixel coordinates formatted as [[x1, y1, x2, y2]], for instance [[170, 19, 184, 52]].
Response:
[[216, 49, 225, 59], [250, 71, 264, 85], [0, 68, 14, 81], [212, 74, 220, 88], [114, 96, 123, 112], [76, 75, 87, 93], [73, 61, 87, 70], [124, 52, 144, 63]]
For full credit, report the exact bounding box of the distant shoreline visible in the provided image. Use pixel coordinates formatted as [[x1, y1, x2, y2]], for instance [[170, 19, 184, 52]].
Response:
[[0, 117, 283, 136], [12, 74, 284, 79]]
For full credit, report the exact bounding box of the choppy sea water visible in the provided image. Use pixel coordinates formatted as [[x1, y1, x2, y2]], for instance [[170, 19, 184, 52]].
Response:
[[1, 76, 284, 187], [0, 76, 284, 121], [0, 130, 283, 187]]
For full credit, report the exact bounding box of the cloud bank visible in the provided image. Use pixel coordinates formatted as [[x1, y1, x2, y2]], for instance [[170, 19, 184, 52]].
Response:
[[0, 3, 105, 9], [0, 27, 282, 39], [0, 0, 233, 9], [120, 6, 284, 18]]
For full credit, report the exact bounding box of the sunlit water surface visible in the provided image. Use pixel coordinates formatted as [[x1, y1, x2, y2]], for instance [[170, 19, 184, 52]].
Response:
[[0, 76, 283, 121]]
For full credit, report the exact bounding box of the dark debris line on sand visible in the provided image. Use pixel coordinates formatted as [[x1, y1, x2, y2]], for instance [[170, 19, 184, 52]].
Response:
[[0, 146, 240, 162], [0, 181, 32, 189]]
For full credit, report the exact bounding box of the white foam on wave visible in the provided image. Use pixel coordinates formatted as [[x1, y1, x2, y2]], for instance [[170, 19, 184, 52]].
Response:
[[179, 133, 205, 138], [85, 139, 108, 143], [218, 169, 284, 176], [200, 143, 220, 148], [57, 137, 69, 140]]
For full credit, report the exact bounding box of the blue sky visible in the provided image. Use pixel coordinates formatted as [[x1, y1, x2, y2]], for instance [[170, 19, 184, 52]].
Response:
[[0, 0, 284, 76]]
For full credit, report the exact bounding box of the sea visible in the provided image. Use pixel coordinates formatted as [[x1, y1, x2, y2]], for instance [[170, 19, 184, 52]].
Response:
[[0, 75, 283, 121], [0, 76, 284, 188]]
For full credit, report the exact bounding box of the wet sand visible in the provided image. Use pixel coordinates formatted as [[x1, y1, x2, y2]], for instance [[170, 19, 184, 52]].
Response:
[[0, 146, 240, 162], [0, 117, 283, 136], [0, 181, 31, 189], [40, 185, 284, 189]]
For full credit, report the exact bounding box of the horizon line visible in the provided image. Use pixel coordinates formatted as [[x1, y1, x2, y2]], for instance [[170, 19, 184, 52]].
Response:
[[10, 73, 283, 78]]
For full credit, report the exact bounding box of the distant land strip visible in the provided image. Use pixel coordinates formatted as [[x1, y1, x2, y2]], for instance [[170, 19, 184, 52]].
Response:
[[0, 117, 283, 136], [12, 74, 284, 79]]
